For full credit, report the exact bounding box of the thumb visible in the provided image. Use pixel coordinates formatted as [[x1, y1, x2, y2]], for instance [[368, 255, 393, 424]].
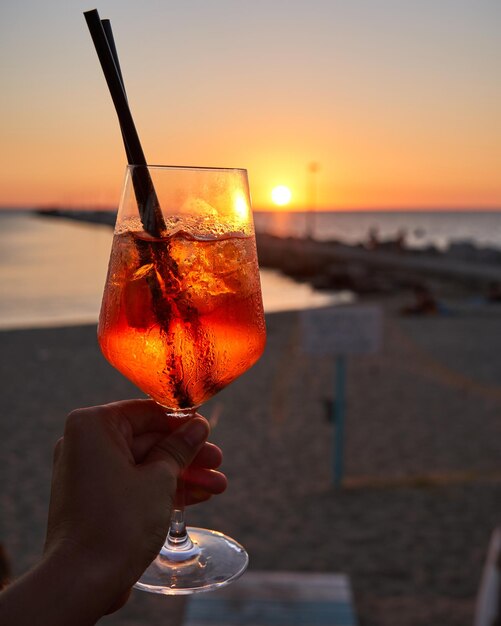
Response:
[[145, 417, 210, 474]]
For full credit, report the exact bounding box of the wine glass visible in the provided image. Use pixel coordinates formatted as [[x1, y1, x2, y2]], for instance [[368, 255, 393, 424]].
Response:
[[97, 165, 266, 594]]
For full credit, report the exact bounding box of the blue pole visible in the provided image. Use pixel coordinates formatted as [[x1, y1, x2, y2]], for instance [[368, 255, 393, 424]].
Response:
[[332, 355, 346, 487]]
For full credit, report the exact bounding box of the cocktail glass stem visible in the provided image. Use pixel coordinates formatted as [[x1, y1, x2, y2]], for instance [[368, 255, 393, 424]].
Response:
[[158, 410, 201, 562], [159, 507, 201, 562], [168, 508, 188, 545]]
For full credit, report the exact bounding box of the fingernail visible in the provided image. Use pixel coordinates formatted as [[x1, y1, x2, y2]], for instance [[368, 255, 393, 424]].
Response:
[[180, 419, 209, 447]]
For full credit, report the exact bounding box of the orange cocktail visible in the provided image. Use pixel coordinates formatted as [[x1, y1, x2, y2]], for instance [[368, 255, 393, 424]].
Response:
[[98, 229, 266, 409]]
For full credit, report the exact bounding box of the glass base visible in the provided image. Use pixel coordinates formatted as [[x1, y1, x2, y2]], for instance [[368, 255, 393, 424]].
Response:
[[134, 527, 249, 595]]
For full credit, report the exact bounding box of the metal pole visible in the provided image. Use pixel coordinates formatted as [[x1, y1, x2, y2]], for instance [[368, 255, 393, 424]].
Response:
[[332, 355, 347, 487], [306, 161, 320, 239]]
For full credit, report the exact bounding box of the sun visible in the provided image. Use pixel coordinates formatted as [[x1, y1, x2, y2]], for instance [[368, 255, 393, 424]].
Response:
[[271, 185, 292, 207]]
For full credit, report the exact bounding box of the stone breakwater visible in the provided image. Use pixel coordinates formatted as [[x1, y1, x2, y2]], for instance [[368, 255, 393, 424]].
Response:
[[255, 232, 501, 296]]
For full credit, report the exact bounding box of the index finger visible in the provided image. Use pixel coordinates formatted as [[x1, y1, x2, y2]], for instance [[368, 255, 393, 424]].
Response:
[[106, 399, 177, 437], [131, 435, 221, 467]]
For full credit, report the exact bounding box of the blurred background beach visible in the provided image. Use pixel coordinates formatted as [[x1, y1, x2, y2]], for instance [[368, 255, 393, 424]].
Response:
[[1, 207, 501, 626], [1, 1, 501, 625]]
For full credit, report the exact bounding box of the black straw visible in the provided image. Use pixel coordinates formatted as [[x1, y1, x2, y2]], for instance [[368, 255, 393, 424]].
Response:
[[84, 9, 165, 236], [101, 19, 125, 87], [100, 18, 133, 163]]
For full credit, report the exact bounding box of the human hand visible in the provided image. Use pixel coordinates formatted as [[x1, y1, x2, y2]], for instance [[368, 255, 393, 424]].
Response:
[[44, 399, 226, 619]]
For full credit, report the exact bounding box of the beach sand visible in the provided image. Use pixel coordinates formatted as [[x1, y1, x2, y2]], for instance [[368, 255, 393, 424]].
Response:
[[1, 304, 500, 625]]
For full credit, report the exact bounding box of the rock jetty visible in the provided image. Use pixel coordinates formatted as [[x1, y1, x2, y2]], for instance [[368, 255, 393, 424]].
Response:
[[256, 232, 501, 296]]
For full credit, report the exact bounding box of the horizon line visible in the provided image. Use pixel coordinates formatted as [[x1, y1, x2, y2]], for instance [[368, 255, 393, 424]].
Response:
[[253, 205, 501, 213], [0, 204, 500, 213]]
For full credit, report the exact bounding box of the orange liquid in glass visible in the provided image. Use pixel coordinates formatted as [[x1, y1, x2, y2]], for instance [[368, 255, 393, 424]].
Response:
[[98, 230, 266, 409]]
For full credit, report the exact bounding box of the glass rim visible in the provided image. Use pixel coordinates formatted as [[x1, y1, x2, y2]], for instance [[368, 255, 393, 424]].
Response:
[[126, 164, 247, 174]]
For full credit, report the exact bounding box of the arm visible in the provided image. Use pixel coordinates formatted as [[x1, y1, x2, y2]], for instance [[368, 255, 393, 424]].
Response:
[[0, 400, 226, 625]]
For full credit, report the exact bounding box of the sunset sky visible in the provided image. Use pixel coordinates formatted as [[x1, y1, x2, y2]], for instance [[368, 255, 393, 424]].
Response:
[[0, 0, 500, 211]]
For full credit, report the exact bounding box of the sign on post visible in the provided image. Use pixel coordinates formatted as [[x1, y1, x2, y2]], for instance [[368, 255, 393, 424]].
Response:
[[301, 304, 382, 356], [301, 305, 383, 487]]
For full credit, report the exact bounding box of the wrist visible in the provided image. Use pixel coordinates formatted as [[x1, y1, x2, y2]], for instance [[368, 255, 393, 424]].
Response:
[[12, 542, 125, 626], [0, 545, 119, 626], [44, 540, 126, 619]]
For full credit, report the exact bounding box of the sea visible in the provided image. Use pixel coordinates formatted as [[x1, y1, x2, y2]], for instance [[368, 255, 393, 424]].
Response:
[[254, 210, 501, 251], [0, 209, 499, 330]]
